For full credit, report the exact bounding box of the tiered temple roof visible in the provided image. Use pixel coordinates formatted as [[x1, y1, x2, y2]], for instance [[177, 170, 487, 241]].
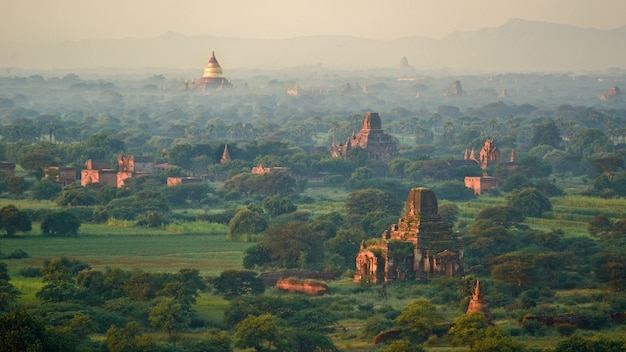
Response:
[[331, 112, 399, 163], [355, 187, 464, 283]]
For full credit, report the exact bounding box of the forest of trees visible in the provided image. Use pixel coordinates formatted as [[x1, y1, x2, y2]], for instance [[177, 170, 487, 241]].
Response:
[[0, 70, 625, 351]]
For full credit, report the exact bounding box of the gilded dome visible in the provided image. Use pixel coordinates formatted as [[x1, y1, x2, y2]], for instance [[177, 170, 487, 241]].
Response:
[[202, 51, 223, 78]]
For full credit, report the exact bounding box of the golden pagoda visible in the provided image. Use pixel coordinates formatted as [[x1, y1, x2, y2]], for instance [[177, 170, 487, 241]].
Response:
[[193, 51, 231, 89]]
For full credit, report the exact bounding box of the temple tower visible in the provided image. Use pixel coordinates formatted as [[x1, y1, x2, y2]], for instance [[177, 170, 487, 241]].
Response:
[[466, 280, 492, 324], [354, 187, 464, 283], [193, 51, 231, 89], [330, 112, 399, 163]]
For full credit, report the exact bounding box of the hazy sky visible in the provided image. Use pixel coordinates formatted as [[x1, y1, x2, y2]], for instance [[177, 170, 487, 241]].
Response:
[[2, 0, 626, 43]]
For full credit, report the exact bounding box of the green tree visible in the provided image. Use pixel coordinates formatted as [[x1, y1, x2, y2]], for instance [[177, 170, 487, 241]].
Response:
[[394, 299, 441, 344], [183, 329, 233, 352], [448, 312, 490, 347], [433, 180, 475, 201], [553, 334, 593, 352], [360, 316, 393, 340], [506, 187, 552, 217], [228, 208, 268, 241], [106, 322, 142, 352], [0, 309, 48, 352], [56, 185, 99, 206], [149, 297, 190, 338], [531, 120, 561, 148], [466, 220, 514, 266], [0, 204, 32, 237], [168, 143, 194, 170], [41, 211, 81, 236], [516, 156, 552, 178], [345, 188, 402, 216], [30, 179, 62, 200], [592, 153, 624, 181], [262, 195, 296, 218], [85, 131, 125, 159], [0, 263, 20, 311], [288, 330, 339, 352], [234, 313, 280, 352], [351, 166, 373, 180], [469, 330, 526, 352], [157, 268, 206, 307], [592, 250, 626, 291], [259, 222, 323, 269], [19, 152, 55, 180], [383, 339, 426, 352], [568, 128, 613, 158], [36, 257, 89, 302], [389, 158, 410, 178], [287, 308, 339, 333], [243, 245, 273, 269], [490, 252, 535, 289], [212, 270, 265, 298], [588, 214, 613, 238], [476, 206, 525, 228], [6, 176, 28, 199]]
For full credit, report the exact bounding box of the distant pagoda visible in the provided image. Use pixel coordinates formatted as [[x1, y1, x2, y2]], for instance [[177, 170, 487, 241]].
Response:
[[192, 51, 232, 90]]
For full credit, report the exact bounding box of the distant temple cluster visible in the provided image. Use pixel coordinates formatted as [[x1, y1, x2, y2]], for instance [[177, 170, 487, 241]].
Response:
[[331, 112, 399, 163], [354, 187, 464, 283], [81, 156, 156, 188], [447, 139, 516, 195]]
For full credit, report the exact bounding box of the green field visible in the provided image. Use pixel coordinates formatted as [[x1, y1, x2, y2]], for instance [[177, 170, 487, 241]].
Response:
[[1, 232, 252, 277]]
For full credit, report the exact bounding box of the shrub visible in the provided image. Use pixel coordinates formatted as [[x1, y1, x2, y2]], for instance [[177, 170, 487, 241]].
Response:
[[18, 267, 42, 277], [41, 211, 81, 236], [0, 249, 29, 259], [361, 316, 393, 339], [522, 319, 549, 336], [554, 323, 576, 337]]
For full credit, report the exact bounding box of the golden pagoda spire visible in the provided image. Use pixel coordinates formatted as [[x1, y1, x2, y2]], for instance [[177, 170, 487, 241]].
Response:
[[202, 51, 223, 78]]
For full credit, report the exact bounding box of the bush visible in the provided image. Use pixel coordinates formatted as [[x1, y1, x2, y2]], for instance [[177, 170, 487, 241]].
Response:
[[18, 267, 42, 277], [361, 316, 393, 339], [554, 323, 576, 337], [323, 174, 347, 186], [0, 249, 29, 259], [522, 319, 549, 336], [30, 179, 62, 200], [41, 211, 81, 236]]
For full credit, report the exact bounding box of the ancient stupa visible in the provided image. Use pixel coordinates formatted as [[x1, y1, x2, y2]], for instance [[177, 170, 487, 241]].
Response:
[[193, 51, 231, 89], [466, 279, 492, 324]]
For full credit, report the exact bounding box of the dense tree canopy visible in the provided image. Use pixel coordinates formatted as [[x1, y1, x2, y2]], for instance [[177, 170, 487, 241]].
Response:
[[41, 211, 81, 236], [258, 222, 324, 269], [531, 120, 562, 148], [0, 204, 31, 237], [506, 187, 552, 218], [345, 188, 402, 216]]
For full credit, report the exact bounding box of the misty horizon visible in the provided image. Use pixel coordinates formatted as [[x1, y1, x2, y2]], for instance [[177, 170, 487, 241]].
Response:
[[2, 18, 626, 74]]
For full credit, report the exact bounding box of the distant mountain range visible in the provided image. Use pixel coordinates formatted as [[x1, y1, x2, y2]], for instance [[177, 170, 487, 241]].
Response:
[[2, 19, 626, 73]]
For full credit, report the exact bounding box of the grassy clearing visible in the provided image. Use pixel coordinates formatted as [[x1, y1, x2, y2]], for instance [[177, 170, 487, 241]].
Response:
[[1, 232, 250, 277], [455, 193, 626, 238]]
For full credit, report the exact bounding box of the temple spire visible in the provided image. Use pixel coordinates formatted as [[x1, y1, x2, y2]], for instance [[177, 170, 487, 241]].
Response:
[[220, 144, 231, 164], [466, 279, 492, 324]]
